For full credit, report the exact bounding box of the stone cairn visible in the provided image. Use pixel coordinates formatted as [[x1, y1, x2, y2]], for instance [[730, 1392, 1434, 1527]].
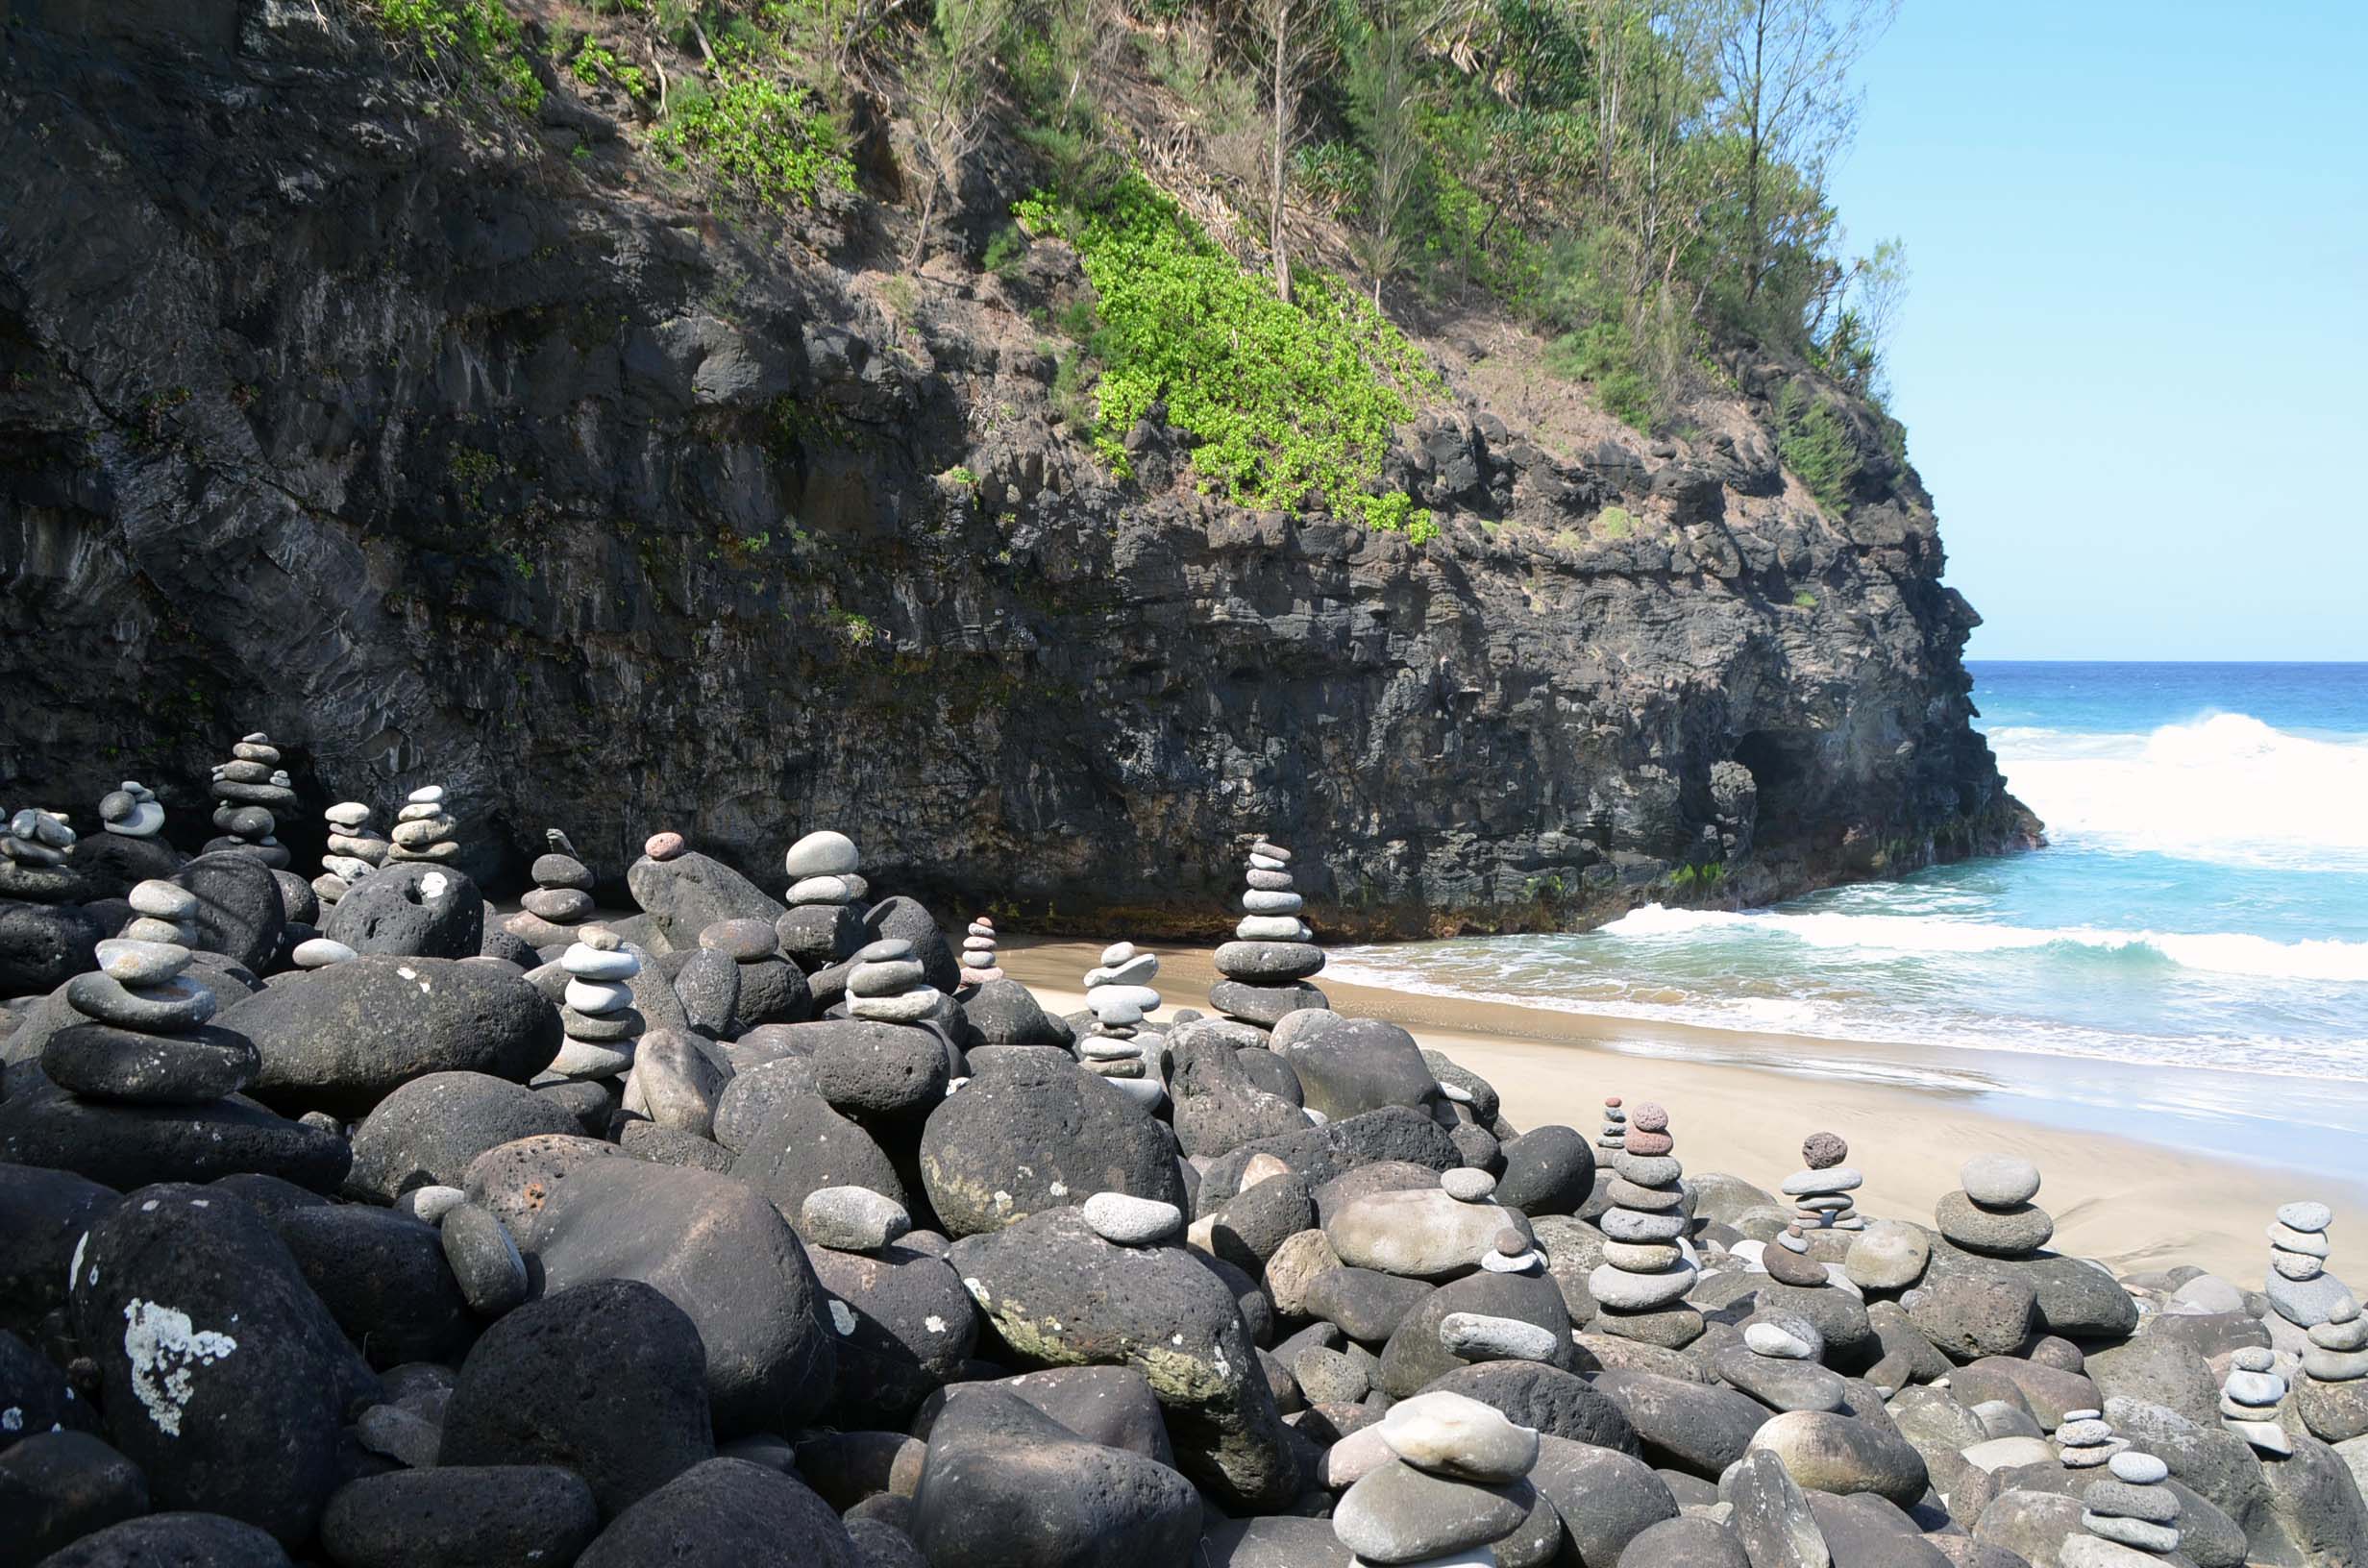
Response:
[[2264, 1201, 2354, 1352], [956, 915, 1002, 992], [1590, 1100, 1701, 1345], [41, 936, 259, 1107], [1333, 1390, 1542, 1568], [98, 780, 165, 840], [2221, 1346, 2292, 1457], [205, 732, 295, 868], [121, 879, 197, 946], [1720, 1307, 1846, 1415], [2076, 1446, 2182, 1559], [506, 835, 596, 950], [846, 937, 943, 1023], [2299, 1290, 2368, 1444], [1784, 1130, 1863, 1232], [1080, 942, 1161, 1105], [1764, 1221, 1830, 1288], [317, 801, 391, 908], [0, 807, 76, 899], [1598, 1094, 1626, 1154], [552, 926, 640, 1081], [2056, 1408, 2128, 1469], [1208, 835, 1326, 1029], [778, 829, 865, 968], [1936, 1153, 2054, 1258], [388, 784, 458, 863]]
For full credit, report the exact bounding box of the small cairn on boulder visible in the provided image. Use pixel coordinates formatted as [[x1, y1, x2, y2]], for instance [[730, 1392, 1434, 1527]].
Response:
[[1590, 1100, 1702, 1346], [777, 828, 865, 969], [121, 878, 198, 945], [41, 937, 259, 1106], [507, 833, 597, 949], [1597, 1093, 1626, 1153], [2263, 1200, 2355, 1357], [1209, 835, 1327, 1028], [1719, 1307, 1846, 1414], [387, 784, 459, 863], [0, 806, 77, 898], [2220, 1346, 2293, 1457], [1332, 1390, 1542, 1567], [1936, 1152, 2054, 1257], [1784, 1130, 1863, 1232], [956, 914, 1002, 992], [205, 732, 295, 867], [98, 780, 165, 839], [846, 937, 943, 1023], [2056, 1408, 2128, 1469], [2073, 1446, 2182, 1560], [1764, 1221, 1829, 1286], [2298, 1293, 2368, 1443], [552, 926, 641, 1081], [316, 800, 390, 908], [1079, 942, 1161, 1105]]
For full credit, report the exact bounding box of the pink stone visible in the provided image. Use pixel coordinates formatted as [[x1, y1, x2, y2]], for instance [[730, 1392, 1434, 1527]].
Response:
[[645, 831, 686, 861]]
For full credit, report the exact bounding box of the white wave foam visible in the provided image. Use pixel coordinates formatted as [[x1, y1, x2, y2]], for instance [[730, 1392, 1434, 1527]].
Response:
[[1988, 712, 2368, 871], [1598, 903, 2368, 983]]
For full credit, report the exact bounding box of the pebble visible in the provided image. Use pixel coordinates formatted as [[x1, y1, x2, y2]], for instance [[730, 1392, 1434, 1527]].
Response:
[[407, 785, 446, 806], [1081, 1191, 1182, 1246], [785, 874, 853, 904], [128, 880, 198, 919], [1377, 1391, 1538, 1484], [441, 1203, 530, 1316], [783, 829, 860, 878], [95, 939, 190, 986], [1961, 1153, 2043, 1207], [293, 938, 358, 968], [2280, 1201, 2333, 1233], [326, 801, 371, 827], [1438, 1311, 1560, 1364], [645, 831, 686, 860], [396, 1185, 468, 1224], [1743, 1314, 1824, 1360], [562, 945, 639, 980], [800, 1187, 913, 1252], [564, 979, 634, 1014], [2108, 1451, 2168, 1484], [1440, 1168, 1497, 1203], [1801, 1130, 1848, 1169]]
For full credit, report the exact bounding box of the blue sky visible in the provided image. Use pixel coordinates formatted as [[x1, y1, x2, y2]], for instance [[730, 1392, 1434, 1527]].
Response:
[[1825, 1, 2367, 660]]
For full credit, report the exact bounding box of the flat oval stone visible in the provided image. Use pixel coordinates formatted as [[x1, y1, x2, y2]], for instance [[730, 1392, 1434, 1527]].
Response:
[[2270, 1222, 2332, 1257], [1605, 1177, 1686, 1213], [1960, 1154, 2042, 1207], [644, 831, 686, 860], [785, 875, 852, 905], [1439, 1311, 1561, 1364], [407, 785, 446, 805], [1589, 1261, 1696, 1309], [1600, 1208, 1688, 1243], [580, 925, 621, 952], [293, 938, 357, 968], [1081, 1191, 1182, 1245], [522, 887, 594, 921], [853, 937, 914, 965], [2109, 1451, 2168, 1483], [848, 991, 941, 1023], [65, 972, 217, 1032], [2280, 1201, 2333, 1233], [850, 959, 927, 997], [326, 801, 372, 827], [41, 1021, 260, 1104], [1781, 1167, 1862, 1196], [562, 945, 639, 980], [801, 1186, 913, 1252], [1377, 1390, 1537, 1484], [783, 830, 861, 878], [1334, 1457, 1534, 1563], [564, 978, 634, 1014], [96, 938, 190, 986], [1627, 1102, 1667, 1133], [1242, 890, 1304, 915], [129, 880, 199, 919], [1098, 942, 1136, 966], [1442, 1168, 1497, 1202], [1742, 1312, 1824, 1360]]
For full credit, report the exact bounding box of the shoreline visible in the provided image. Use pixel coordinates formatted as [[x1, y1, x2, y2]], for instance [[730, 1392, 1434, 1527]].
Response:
[[999, 937, 2368, 1285]]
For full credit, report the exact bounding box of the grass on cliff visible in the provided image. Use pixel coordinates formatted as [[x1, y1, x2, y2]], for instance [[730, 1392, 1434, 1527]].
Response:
[[1016, 177, 1439, 538], [371, 0, 544, 112]]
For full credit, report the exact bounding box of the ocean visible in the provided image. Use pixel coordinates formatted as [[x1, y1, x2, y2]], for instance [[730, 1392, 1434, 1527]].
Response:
[[1330, 662, 2368, 1178]]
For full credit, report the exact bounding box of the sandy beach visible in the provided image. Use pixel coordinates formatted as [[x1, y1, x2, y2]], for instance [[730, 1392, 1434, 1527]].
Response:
[[1000, 937, 2368, 1285]]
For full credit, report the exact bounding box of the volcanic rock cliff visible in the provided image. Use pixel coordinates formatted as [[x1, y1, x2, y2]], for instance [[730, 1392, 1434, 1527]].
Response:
[[0, 0, 2035, 935]]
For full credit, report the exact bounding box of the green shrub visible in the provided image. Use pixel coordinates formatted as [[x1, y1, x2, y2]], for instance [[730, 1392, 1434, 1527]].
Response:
[[1014, 176, 1437, 533], [1593, 505, 1635, 539], [372, 0, 544, 113], [982, 223, 1028, 277], [1773, 381, 1862, 517], [650, 59, 853, 209], [1792, 588, 1818, 609]]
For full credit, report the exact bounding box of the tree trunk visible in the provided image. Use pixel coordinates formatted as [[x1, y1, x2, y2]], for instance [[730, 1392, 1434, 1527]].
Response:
[[1270, 0, 1292, 302]]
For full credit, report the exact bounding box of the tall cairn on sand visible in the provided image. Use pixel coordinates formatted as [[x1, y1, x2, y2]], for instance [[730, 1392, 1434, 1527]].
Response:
[[552, 926, 641, 1082], [1598, 1094, 1627, 1154], [2263, 1201, 2354, 1352], [1784, 1131, 1863, 1233], [205, 732, 294, 867], [506, 834, 596, 950], [777, 829, 866, 970], [1080, 943, 1162, 1107], [956, 916, 1002, 992], [1208, 835, 1327, 1029], [388, 785, 459, 863], [1590, 1100, 1702, 1347]]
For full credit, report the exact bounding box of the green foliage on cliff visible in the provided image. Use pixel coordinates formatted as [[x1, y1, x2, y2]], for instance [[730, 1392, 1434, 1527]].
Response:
[[651, 59, 854, 208], [372, 0, 544, 112], [1016, 177, 1437, 533], [1774, 380, 1862, 516]]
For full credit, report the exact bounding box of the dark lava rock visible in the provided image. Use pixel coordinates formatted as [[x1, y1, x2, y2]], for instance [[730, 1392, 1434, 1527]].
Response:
[[912, 1365, 1174, 1465], [1421, 1360, 1640, 1453], [617, 1119, 736, 1171], [919, 1053, 1185, 1237], [319, 1464, 599, 1568], [321, 863, 484, 960], [1304, 1265, 1435, 1344], [68, 1185, 378, 1544], [960, 977, 1068, 1047], [732, 1091, 909, 1215], [1165, 1018, 1307, 1159], [910, 1387, 1199, 1568], [29, 1513, 293, 1567], [0, 1082, 351, 1193], [576, 1458, 860, 1567], [672, 946, 740, 1036], [271, 1204, 476, 1367], [346, 1070, 583, 1201], [709, 1054, 822, 1151], [627, 851, 786, 954], [1590, 1369, 1771, 1478], [948, 1206, 1297, 1509], [0, 1160, 117, 1335], [467, 1141, 838, 1434], [777, 903, 867, 972], [439, 1278, 713, 1519], [0, 1327, 99, 1442], [219, 955, 560, 1117], [862, 897, 961, 993], [802, 1018, 953, 1120], [41, 1021, 259, 1106], [0, 900, 105, 999], [1282, 1017, 1441, 1122], [172, 853, 286, 975], [808, 1241, 979, 1426], [1379, 1266, 1583, 1396], [1528, 1433, 1678, 1567], [1494, 1124, 1594, 1216], [1194, 1106, 1458, 1213], [0, 1431, 150, 1568]]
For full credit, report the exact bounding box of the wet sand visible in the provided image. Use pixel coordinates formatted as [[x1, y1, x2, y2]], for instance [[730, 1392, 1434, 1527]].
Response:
[[999, 938, 2368, 1284]]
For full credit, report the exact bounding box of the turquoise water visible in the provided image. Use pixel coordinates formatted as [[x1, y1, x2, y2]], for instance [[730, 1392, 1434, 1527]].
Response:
[[1331, 663, 2368, 1174]]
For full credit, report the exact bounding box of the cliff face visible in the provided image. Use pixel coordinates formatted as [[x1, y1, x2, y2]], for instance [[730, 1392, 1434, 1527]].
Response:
[[0, 1, 2035, 936]]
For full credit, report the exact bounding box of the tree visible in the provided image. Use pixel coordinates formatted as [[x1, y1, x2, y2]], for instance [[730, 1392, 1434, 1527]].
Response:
[[906, 0, 1009, 270], [1344, 0, 1435, 304], [1713, 0, 1896, 309]]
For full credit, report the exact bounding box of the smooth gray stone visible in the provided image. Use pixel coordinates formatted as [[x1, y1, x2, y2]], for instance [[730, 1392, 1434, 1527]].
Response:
[[65, 972, 216, 1032], [1960, 1154, 2042, 1207]]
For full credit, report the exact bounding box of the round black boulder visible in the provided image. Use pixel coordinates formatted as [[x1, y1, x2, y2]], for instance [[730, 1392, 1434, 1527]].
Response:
[[322, 863, 485, 960], [319, 1465, 600, 1568], [576, 1458, 860, 1568], [347, 1070, 584, 1201], [919, 1054, 1185, 1237], [271, 1204, 477, 1368], [30, 1512, 293, 1567], [0, 1431, 150, 1568], [172, 852, 287, 975]]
